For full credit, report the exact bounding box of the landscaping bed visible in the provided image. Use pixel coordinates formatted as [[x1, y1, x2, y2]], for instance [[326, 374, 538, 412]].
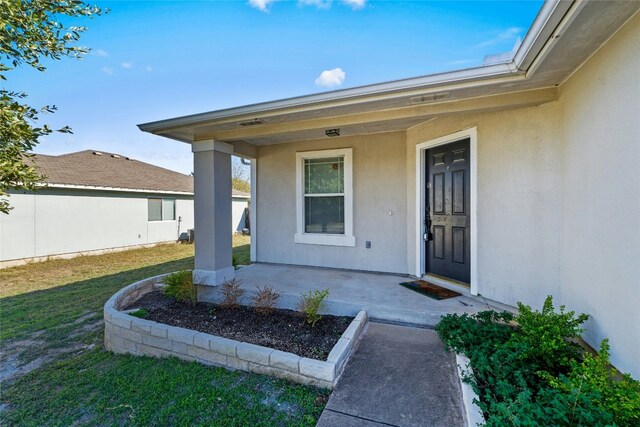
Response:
[[436, 297, 640, 426], [126, 291, 352, 360]]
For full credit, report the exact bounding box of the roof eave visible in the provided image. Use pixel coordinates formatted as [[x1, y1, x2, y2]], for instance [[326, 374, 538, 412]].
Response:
[[137, 0, 572, 138]]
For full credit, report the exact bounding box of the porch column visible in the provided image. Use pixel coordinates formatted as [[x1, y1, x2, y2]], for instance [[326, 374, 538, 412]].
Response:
[[192, 140, 235, 286]]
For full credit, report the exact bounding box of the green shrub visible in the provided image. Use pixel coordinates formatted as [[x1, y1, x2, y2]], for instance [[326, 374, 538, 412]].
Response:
[[297, 289, 329, 327], [129, 308, 149, 319], [436, 296, 640, 426], [516, 296, 589, 373], [163, 270, 196, 307]]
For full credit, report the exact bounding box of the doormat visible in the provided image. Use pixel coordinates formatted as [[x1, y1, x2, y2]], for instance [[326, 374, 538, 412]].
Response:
[[399, 280, 462, 300]]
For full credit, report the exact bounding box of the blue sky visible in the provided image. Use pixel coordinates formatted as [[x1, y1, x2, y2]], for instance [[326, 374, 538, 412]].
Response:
[[9, 0, 543, 175]]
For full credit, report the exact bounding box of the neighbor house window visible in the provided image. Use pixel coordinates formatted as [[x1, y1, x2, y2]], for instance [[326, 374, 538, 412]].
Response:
[[295, 148, 355, 246], [148, 198, 175, 221]]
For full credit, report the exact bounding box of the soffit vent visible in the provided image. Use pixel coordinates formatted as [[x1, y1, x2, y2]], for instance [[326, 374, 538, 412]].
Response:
[[409, 92, 450, 105], [325, 128, 340, 137], [239, 118, 264, 126]]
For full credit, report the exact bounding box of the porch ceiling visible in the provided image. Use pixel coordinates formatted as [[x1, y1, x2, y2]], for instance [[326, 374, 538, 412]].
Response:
[[139, 1, 639, 147]]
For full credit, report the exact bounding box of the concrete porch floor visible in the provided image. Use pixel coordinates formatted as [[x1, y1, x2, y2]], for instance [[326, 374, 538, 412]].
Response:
[[210, 263, 505, 326]]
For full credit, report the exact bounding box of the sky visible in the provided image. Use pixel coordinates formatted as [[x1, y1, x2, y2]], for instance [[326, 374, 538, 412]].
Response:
[[8, 0, 543, 175]]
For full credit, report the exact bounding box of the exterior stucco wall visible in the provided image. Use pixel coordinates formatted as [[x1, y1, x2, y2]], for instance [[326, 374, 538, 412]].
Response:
[[256, 132, 407, 273], [0, 189, 193, 263], [406, 102, 564, 307], [404, 12, 640, 378], [557, 12, 640, 378], [231, 198, 249, 232]]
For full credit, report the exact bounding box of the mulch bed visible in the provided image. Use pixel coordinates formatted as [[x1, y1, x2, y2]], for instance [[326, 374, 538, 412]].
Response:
[[125, 291, 353, 361]]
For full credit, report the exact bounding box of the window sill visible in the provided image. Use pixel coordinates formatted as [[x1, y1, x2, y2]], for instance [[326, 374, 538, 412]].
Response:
[[294, 233, 356, 247]]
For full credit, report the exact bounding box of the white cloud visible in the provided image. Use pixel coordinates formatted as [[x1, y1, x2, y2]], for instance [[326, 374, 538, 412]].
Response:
[[299, 0, 332, 9], [146, 66, 153, 72], [102, 67, 113, 75], [315, 67, 346, 88], [341, 0, 366, 9], [297, 0, 366, 9], [248, 0, 277, 12], [92, 49, 109, 57], [121, 62, 133, 69], [476, 27, 522, 48]]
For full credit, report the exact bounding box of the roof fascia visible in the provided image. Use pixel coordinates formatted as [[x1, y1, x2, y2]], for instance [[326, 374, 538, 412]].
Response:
[[40, 183, 194, 196]]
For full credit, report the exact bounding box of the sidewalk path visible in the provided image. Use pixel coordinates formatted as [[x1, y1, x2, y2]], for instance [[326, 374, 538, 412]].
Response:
[[317, 322, 465, 427]]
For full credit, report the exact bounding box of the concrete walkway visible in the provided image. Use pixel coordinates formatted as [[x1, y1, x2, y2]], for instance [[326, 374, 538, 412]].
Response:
[[316, 322, 465, 427], [227, 263, 503, 327]]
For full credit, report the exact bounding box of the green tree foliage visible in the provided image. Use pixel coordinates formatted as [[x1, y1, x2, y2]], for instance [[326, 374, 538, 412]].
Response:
[[232, 177, 251, 194], [0, 0, 104, 214], [232, 157, 250, 193]]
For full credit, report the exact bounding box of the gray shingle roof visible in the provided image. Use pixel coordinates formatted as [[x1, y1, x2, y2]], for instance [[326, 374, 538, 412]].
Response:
[[28, 150, 250, 198], [28, 150, 193, 193]]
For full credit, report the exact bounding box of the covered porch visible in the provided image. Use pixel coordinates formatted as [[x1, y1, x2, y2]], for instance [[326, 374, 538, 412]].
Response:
[[198, 263, 505, 326]]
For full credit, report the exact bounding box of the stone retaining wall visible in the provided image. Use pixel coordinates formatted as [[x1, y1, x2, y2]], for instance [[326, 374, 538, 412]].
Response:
[[104, 274, 367, 389]]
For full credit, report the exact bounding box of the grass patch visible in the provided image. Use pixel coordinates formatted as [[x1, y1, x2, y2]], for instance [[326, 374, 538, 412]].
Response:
[[233, 234, 251, 266], [0, 244, 195, 343], [2, 349, 325, 426], [0, 239, 326, 425]]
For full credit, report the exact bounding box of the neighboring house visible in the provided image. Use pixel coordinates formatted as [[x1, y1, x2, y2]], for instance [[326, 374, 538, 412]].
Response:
[[231, 190, 251, 233], [139, 1, 640, 378], [0, 150, 250, 267]]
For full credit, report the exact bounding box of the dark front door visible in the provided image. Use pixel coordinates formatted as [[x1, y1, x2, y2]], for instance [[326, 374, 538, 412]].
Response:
[[425, 138, 471, 283]]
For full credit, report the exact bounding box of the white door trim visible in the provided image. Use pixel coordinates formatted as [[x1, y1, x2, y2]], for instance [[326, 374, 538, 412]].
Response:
[[415, 127, 478, 295]]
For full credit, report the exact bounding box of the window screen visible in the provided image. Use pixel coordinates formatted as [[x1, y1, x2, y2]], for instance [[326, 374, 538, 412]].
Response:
[[148, 198, 162, 221], [162, 199, 175, 221], [303, 156, 345, 234]]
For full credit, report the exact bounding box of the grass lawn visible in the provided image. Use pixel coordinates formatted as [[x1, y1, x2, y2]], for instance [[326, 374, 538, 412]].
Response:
[[0, 237, 328, 426]]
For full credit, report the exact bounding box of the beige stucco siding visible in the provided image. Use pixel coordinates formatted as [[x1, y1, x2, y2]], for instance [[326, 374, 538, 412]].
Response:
[[404, 12, 640, 378], [406, 102, 564, 307], [256, 132, 408, 273], [557, 12, 640, 378]]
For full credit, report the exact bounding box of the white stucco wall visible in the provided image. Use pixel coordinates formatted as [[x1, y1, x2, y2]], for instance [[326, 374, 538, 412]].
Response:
[[256, 132, 408, 273], [232, 198, 249, 232], [557, 12, 640, 378], [0, 189, 194, 264]]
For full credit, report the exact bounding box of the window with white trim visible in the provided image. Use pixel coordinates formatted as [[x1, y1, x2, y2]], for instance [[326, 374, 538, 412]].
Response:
[[295, 149, 355, 246], [148, 198, 175, 221]]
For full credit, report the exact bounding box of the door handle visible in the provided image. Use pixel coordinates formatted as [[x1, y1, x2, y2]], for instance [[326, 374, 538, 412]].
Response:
[[424, 205, 433, 241]]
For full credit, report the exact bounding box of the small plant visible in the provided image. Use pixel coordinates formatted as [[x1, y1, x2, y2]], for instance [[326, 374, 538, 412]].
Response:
[[297, 289, 329, 327], [516, 295, 589, 372], [232, 255, 239, 269], [220, 279, 244, 308], [252, 285, 281, 315], [163, 270, 196, 307], [129, 308, 149, 319]]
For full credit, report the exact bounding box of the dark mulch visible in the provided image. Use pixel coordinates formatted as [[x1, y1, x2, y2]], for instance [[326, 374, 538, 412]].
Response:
[[126, 291, 353, 360]]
